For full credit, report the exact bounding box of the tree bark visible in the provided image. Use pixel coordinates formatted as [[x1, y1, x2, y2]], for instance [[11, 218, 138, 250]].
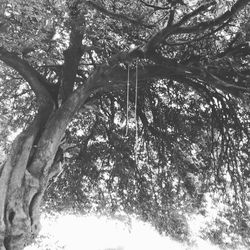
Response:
[[0, 72, 94, 249], [0, 122, 67, 249], [0, 104, 53, 249]]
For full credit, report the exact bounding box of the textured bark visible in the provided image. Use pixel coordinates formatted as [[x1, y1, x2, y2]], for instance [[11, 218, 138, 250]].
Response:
[[0, 137, 62, 249], [0, 104, 53, 249], [0, 23, 90, 249], [0, 128, 40, 248], [0, 120, 60, 250], [0, 78, 93, 249]]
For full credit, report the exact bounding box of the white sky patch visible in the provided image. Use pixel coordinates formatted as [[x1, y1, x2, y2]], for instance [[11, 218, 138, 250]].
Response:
[[24, 212, 248, 250], [7, 128, 22, 142], [25, 213, 184, 250], [76, 129, 84, 137]]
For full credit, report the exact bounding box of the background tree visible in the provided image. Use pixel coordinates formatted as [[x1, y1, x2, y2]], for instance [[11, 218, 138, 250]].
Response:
[[0, 0, 250, 249]]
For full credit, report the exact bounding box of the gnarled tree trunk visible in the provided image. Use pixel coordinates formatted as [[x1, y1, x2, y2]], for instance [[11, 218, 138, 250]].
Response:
[[0, 112, 52, 249], [0, 100, 58, 248], [0, 75, 93, 249], [0, 12, 87, 247]]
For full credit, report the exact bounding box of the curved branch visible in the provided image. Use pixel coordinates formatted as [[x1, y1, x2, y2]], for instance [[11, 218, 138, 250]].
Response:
[[166, 19, 231, 46], [0, 47, 54, 106], [143, 0, 250, 52], [176, 1, 216, 27], [175, 0, 250, 34], [86, 1, 153, 28], [139, 0, 170, 11], [206, 72, 250, 93], [27, 62, 179, 178]]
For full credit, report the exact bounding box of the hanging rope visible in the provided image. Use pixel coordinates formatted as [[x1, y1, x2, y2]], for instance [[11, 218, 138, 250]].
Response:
[[134, 59, 139, 164], [125, 60, 139, 164], [125, 64, 130, 137]]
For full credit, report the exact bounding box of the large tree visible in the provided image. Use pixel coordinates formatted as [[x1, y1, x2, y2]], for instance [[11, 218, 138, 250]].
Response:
[[0, 0, 250, 249]]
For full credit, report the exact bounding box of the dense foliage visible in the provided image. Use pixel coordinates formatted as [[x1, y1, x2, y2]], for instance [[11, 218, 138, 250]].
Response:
[[45, 82, 250, 244], [0, 0, 250, 248]]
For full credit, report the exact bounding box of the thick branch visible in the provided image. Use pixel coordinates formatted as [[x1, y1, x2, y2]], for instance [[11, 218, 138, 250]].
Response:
[[176, 1, 216, 27], [61, 28, 83, 102], [88, 52, 250, 99], [139, 0, 170, 11], [167, 7, 176, 27], [28, 83, 92, 178], [0, 103, 53, 248], [142, 0, 250, 52], [0, 47, 54, 106], [176, 0, 250, 34], [86, 1, 153, 28], [206, 72, 250, 94]]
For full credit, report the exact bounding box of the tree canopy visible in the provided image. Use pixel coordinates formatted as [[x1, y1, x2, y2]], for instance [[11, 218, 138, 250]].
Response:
[[0, 0, 250, 249]]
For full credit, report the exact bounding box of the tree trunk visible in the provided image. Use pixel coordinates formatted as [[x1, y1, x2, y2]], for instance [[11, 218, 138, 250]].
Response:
[[0, 125, 41, 249], [0, 108, 57, 249], [0, 126, 67, 249], [0, 79, 92, 249], [0, 101, 61, 249]]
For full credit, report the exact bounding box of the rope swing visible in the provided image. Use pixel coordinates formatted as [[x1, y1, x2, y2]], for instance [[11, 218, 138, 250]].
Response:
[[125, 60, 139, 164], [134, 59, 139, 164], [125, 64, 130, 137]]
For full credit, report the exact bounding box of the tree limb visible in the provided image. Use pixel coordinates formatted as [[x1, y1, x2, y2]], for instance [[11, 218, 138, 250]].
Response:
[[167, 7, 176, 27], [142, 0, 250, 52], [175, 1, 216, 27], [207, 72, 250, 93], [176, 0, 250, 34], [139, 0, 170, 11], [61, 27, 83, 102], [86, 1, 154, 28], [166, 19, 231, 46], [0, 47, 54, 106]]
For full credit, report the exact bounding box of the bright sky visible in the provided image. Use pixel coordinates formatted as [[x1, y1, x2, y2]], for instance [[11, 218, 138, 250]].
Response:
[[24, 211, 247, 250]]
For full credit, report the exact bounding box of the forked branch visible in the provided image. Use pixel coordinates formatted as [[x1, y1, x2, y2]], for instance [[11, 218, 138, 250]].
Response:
[[143, 0, 250, 52]]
